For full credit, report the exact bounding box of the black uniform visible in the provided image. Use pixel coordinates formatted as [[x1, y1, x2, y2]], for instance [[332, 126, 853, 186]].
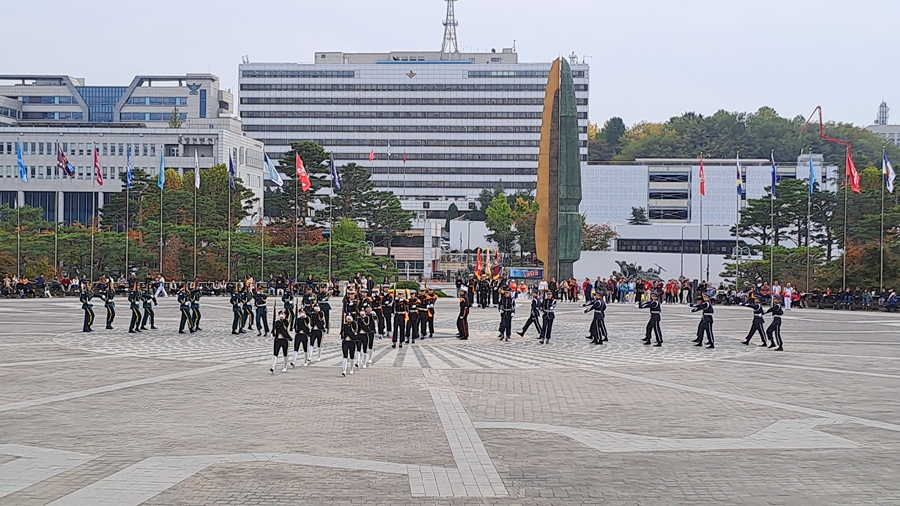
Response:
[[742, 301, 767, 346], [425, 292, 436, 338], [190, 287, 202, 331], [639, 299, 663, 345], [520, 296, 544, 337], [271, 318, 292, 367], [293, 312, 311, 363], [178, 290, 194, 333], [691, 300, 715, 348], [381, 293, 394, 334], [540, 297, 557, 343], [406, 297, 420, 343], [341, 320, 358, 362], [140, 289, 158, 330], [80, 289, 95, 332], [242, 290, 254, 331], [357, 311, 373, 357], [765, 303, 784, 350], [230, 291, 243, 334], [101, 287, 116, 329], [498, 295, 515, 340], [457, 295, 470, 339], [317, 289, 331, 332], [282, 291, 295, 331], [583, 298, 608, 344], [127, 288, 142, 333], [254, 292, 270, 336], [392, 299, 408, 346], [417, 295, 430, 338]]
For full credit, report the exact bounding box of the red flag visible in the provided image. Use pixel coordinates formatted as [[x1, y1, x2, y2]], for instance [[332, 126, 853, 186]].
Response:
[[699, 154, 706, 196], [295, 153, 311, 192], [474, 248, 483, 280], [847, 150, 861, 193], [93, 148, 104, 186], [368, 150, 375, 162], [402, 152, 407, 164]]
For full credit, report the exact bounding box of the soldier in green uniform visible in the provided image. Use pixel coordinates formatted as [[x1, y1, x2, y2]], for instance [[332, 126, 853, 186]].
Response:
[[241, 284, 255, 332], [190, 282, 202, 332], [178, 285, 194, 334], [230, 287, 243, 335], [100, 281, 116, 330], [80, 281, 95, 332], [254, 286, 270, 337], [128, 282, 143, 333], [140, 285, 158, 330]]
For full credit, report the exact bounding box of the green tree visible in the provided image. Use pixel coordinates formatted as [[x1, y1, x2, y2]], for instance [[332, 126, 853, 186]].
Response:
[[444, 203, 460, 231], [271, 141, 330, 245], [582, 220, 618, 251], [332, 217, 365, 244], [485, 192, 516, 253], [367, 191, 414, 258], [168, 107, 182, 128], [628, 207, 649, 225], [511, 197, 538, 260], [600, 117, 626, 151], [326, 162, 380, 220], [469, 183, 505, 221]]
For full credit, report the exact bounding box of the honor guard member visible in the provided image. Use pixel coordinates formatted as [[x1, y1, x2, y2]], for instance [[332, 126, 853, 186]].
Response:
[[497, 289, 516, 341], [392, 292, 408, 348], [340, 315, 358, 377], [254, 287, 270, 337], [425, 288, 437, 338], [363, 306, 377, 367], [381, 286, 394, 337], [80, 282, 95, 332], [490, 278, 501, 307], [417, 290, 430, 339], [178, 285, 195, 334], [140, 284, 158, 330], [317, 284, 332, 332], [765, 296, 785, 351], [371, 289, 385, 338], [355, 308, 372, 369], [406, 292, 420, 344], [291, 306, 312, 367], [539, 291, 557, 344], [456, 287, 470, 340], [639, 292, 663, 346], [477, 278, 490, 309], [230, 287, 243, 334], [302, 286, 316, 312], [342, 289, 360, 322], [270, 310, 293, 374], [583, 294, 608, 345], [190, 283, 202, 332], [127, 283, 143, 333], [242, 285, 255, 332], [741, 293, 768, 346], [282, 285, 295, 331], [100, 282, 116, 330], [517, 292, 544, 338], [309, 304, 325, 362], [691, 293, 715, 349]]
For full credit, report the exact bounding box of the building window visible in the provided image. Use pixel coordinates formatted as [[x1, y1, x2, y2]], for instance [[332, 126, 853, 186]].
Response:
[[649, 173, 690, 183], [648, 191, 689, 200], [648, 208, 689, 220], [199, 89, 207, 119]]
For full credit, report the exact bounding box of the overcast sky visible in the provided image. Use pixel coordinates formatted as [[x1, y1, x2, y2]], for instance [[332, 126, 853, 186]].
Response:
[[5, 0, 898, 127]]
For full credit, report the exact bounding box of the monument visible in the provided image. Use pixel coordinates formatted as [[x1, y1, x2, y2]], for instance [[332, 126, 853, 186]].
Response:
[[535, 58, 583, 280]]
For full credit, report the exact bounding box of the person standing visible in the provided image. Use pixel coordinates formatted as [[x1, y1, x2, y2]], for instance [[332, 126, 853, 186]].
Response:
[[783, 283, 794, 310], [100, 282, 116, 330], [691, 293, 715, 349], [242, 285, 255, 333], [583, 294, 608, 345], [539, 291, 556, 344], [254, 287, 270, 337], [317, 284, 332, 333], [291, 307, 312, 367], [355, 308, 372, 369], [363, 305, 377, 367], [178, 285, 194, 334], [140, 284, 158, 330], [282, 285, 295, 332], [381, 287, 394, 338], [497, 290, 516, 341], [392, 292, 408, 348], [425, 288, 437, 338], [190, 282, 202, 332], [517, 291, 544, 338], [127, 283, 143, 333], [230, 287, 243, 335], [456, 287, 470, 340], [80, 282, 95, 332], [270, 310, 292, 374], [340, 315, 358, 377], [417, 290, 430, 339], [154, 274, 168, 298], [741, 293, 767, 346], [639, 292, 662, 347], [765, 296, 785, 351], [309, 304, 325, 362]]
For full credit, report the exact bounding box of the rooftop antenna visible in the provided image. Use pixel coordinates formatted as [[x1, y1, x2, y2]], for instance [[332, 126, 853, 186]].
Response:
[[876, 100, 889, 126], [241, 55, 250, 64], [440, 0, 460, 60]]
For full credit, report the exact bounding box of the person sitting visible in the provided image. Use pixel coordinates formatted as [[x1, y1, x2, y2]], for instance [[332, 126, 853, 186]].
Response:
[[885, 290, 899, 313]]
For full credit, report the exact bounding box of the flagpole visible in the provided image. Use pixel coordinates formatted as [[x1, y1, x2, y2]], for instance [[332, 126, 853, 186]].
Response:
[[735, 152, 741, 281], [328, 166, 333, 283], [842, 148, 849, 292], [260, 206, 264, 284], [55, 190, 59, 279], [193, 169, 198, 281], [699, 153, 703, 283], [159, 173, 164, 281], [125, 184, 130, 279], [880, 148, 886, 292], [295, 168, 299, 283], [16, 199, 21, 280], [770, 151, 775, 298], [805, 149, 811, 293], [90, 150, 96, 284], [227, 182, 232, 282]]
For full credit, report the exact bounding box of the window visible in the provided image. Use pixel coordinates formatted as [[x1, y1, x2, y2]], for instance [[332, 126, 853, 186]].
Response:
[[78, 143, 84, 156], [648, 208, 689, 220], [150, 144, 156, 157], [143, 144, 148, 157], [199, 89, 207, 118], [39, 143, 44, 155], [117, 143, 123, 156], [241, 70, 355, 78], [102, 143, 108, 156], [240, 83, 587, 92], [649, 173, 690, 183], [648, 191, 689, 200]]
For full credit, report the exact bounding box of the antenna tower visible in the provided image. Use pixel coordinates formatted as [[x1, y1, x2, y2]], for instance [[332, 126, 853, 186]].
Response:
[[440, 0, 460, 59], [876, 101, 890, 126]]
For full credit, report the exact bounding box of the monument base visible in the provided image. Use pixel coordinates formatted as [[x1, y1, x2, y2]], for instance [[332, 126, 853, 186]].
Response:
[[558, 261, 574, 280]]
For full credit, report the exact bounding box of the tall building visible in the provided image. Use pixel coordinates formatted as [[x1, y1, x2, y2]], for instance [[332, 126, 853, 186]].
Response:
[[238, 3, 589, 217], [867, 101, 900, 147], [0, 74, 266, 226]]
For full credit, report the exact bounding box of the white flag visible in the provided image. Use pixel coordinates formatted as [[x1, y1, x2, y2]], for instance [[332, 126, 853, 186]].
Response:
[[264, 153, 284, 187], [885, 150, 896, 194], [194, 149, 200, 189], [386, 140, 392, 158]]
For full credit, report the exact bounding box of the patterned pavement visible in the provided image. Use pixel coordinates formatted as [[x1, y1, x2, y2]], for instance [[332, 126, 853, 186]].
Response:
[[1, 295, 899, 504]]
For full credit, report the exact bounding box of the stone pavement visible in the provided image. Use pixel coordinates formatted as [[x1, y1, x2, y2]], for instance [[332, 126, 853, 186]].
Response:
[[0, 295, 899, 504]]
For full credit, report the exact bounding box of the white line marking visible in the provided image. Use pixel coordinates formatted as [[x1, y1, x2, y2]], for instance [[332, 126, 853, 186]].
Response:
[[719, 359, 900, 380]]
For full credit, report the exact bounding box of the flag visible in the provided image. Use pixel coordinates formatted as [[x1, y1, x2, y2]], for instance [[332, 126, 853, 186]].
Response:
[[264, 153, 284, 187], [194, 149, 200, 189], [368, 149, 375, 162], [403, 151, 407, 164], [474, 248, 483, 280], [699, 154, 706, 196], [770, 151, 777, 199], [386, 141, 392, 158], [330, 155, 341, 190], [808, 150, 816, 195], [126, 146, 133, 188], [228, 154, 235, 190], [295, 153, 310, 192], [16, 141, 27, 183], [735, 153, 743, 196], [93, 147, 104, 186], [56, 142, 75, 178], [847, 151, 860, 193], [158, 153, 165, 190], [884, 150, 895, 194]]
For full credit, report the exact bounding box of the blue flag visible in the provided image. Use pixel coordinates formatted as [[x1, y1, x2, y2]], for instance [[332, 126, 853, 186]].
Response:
[[736, 153, 743, 196], [330, 155, 341, 190], [126, 147, 133, 188], [808, 150, 816, 195], [770, 151, 777, 199], [157, 152, 165, 190], [228, 154, 236, 189], [16, 141, 27, 183]]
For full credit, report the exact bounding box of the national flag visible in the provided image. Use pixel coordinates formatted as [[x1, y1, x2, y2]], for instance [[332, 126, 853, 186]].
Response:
[[402, 151, 407, 164], [93, 147, 104, 186], [808, 150, 816, 195], [735, 153, 743, 196], [474, 248, 483, 280], [330, 154, 341, 190], [264, 153, 284, 187], [228, 154, 235, 190], [295, 153, 310, 192], [368, 149, 375, 162], [847, 150, 860, 193], [194, 149, 201, 189], [126, 146, 133, 188], [16, 141, 27, 183], [386, 141, 392, 158], [770, 150, 777, 199], [56, 142, 75, 178], [699, 154, 706, 196], [883, 150, 895, 194], [158, 153, 165, 190]]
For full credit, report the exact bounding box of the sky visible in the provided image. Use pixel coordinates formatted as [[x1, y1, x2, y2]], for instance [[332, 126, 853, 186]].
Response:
[[4, 0, 899, 127]]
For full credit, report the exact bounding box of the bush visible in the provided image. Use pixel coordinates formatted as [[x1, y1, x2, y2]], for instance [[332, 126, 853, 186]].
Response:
[[396, 280, 420, 291]]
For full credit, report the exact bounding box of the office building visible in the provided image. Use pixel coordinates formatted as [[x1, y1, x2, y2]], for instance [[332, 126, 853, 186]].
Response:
[[866, 101, 900, 147]]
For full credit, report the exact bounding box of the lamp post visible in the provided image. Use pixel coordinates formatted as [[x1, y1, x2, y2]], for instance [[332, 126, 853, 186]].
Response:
[[680, 225, 689, 278]]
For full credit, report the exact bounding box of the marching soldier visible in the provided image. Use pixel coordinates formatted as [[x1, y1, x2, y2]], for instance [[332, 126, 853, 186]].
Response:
[[497, 289, 515, 341], [127, 282, 143, 333], [242, 284, 255, 333], [381, 286, 394, 337], [291, 306, 312, 367], [425, 288, 437, 338], [317, 284, 332, 333], [254, 287, 270, 337], [639, 292, 663, 347], [340, 315, 358, 377], [406, 291, 420, 344], [355, 308, 371, 369], [80, 281, 95, 332], [417, 290, 430, 339], [364, 305, 377, 367], [178, 285, 194, 334], [741, 293, 768, 346], [457, 287, 470, 340], [309, 304, 325, 362], [100, 281, 116, 330], [140, 284, 158, 330], [282, 284, 295, 331], [190, 282, 202, 332], [230, 287, 243, 335], [517, 291, 544, 338], [270, 310, 293, 374], [583, 293, 608, 345], [765, 296, 785, 351], [691, 293, 715, 349], [392, 292, 408, 348], [371, 289, 384, 338], [539, 291, 556, 344]]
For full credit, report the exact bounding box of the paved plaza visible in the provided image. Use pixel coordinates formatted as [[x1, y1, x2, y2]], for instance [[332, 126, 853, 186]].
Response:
[[1, 293, 899, 505]]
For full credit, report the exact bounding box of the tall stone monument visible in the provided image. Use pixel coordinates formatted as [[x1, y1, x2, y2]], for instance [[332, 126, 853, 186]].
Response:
[[535, 58, 583, 280]]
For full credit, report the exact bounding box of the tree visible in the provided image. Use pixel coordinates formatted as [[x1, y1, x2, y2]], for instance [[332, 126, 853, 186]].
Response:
[[511, 197, 539, 259], [469, 183, 505, 221], [444, 203, 460, 231], [582, 221, 618, 251], [272, 141, 330, 246], [628, 207, 649, 225], [325, 163, 380, 221], [600, 117, 626, 152], [367, 191, 414, 258], [168, 107, 182, 128], [485, 192, 516, 253], [332, 217, 365, 244]]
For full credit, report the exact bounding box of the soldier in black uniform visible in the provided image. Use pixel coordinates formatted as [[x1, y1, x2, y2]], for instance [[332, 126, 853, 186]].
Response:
[[254, 287, 270, 337], [190, 282, 202, 332], [270, 310, 293, 374], [539, 291, 556, 344], [363, 306, 377, 367], [309, 304, 326, 362], [497, 290, 515, 341], [140, 285, 158, 330], [490, 279, 500, 306], [242, 285, 255, 332], [100, 282, 116, 330], [765, 296, 785, 351], [230, 288, 243, 334], [317, 284, 332, 333], [406, 292, 420, 344], [425, 288, 437, 338], [381, 287, 394, 337], [741, 293, 767, 346], [639, 292, 663, 346], [518, 292, 544, 338], [371, 289, 383, 339], [178, 285, 194, 334], [691, 293, 715, 349], [80, 282, 95, 332], [282, 285, 295, 332], [355, 308, 372, 369], [127, 282, 143, 333], [417, 290, 430, 339], [477, 278, 490, 309], [392, 293, 408, 348], [340, 315, 358, 377], [291, 306, 312, 367], [583, 295, 608, 345], [457, 287, 470, 340]]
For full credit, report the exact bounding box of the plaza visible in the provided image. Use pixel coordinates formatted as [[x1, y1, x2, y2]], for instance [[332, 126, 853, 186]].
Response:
[[1, 295, 899, 505]]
